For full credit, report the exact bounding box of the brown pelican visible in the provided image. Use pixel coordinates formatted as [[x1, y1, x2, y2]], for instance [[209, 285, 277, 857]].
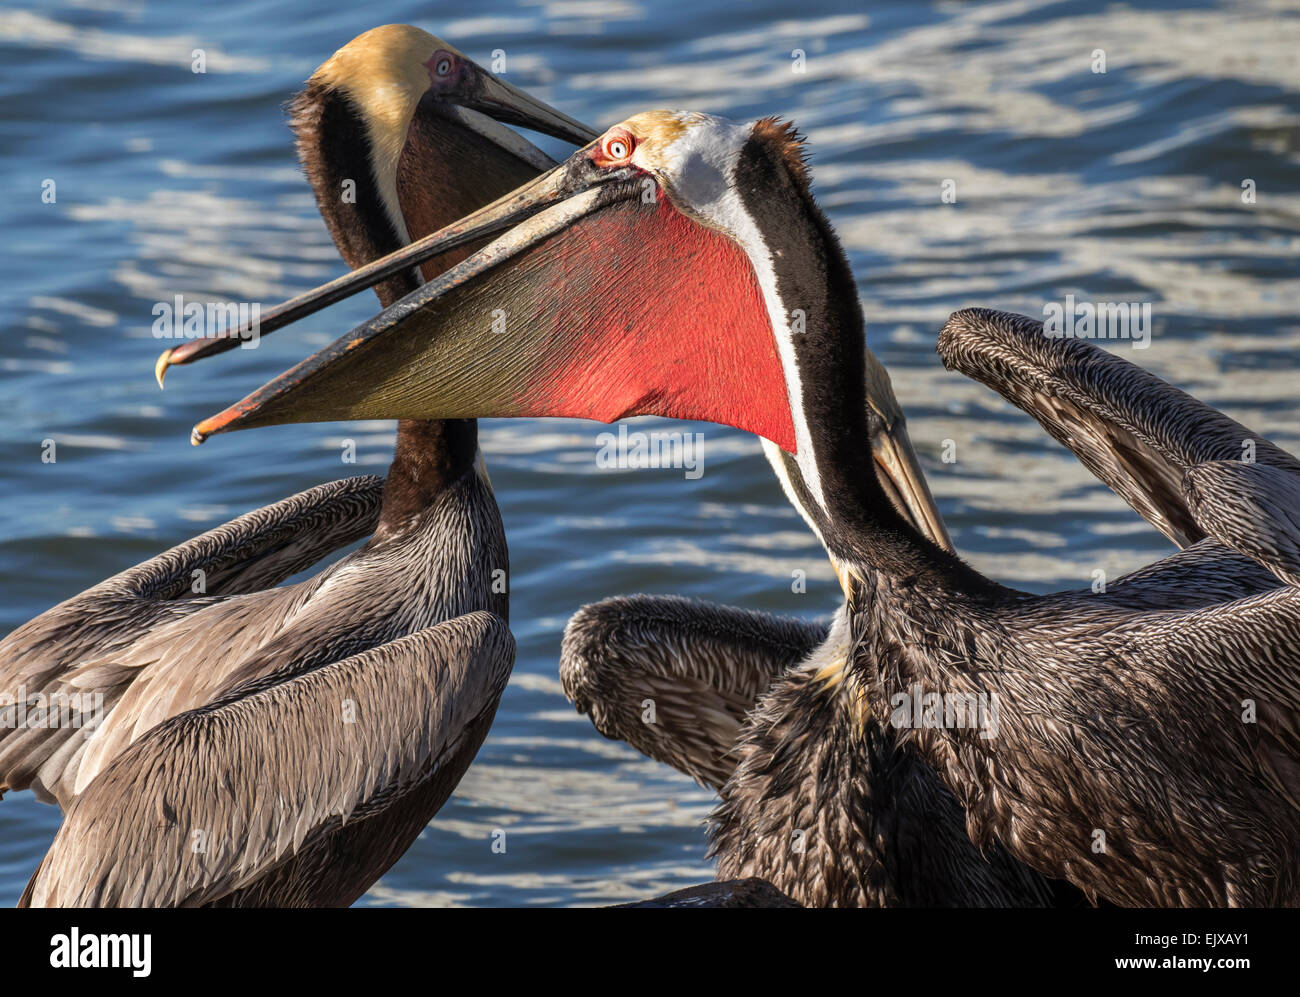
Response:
[[561, 356, 1082, 907], [3, 24, 594, 907], [560, 311, 1288, 906], [181, 110, 1300, 906]]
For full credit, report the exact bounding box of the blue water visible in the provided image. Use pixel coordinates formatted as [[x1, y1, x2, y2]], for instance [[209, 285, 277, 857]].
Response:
[[1, 0, 1298, 906]]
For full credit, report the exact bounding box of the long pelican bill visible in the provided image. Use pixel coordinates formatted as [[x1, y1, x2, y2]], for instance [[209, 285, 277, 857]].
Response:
[[871, 419, 953, 553], [190, 154, 650, 444], [188, 107, 952, 577], [156, 200, 539, 384], [463, 72, 595, 148], [155, 88, 599, 385]]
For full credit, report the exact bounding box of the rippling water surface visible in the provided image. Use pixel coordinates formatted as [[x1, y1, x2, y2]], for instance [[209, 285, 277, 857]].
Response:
[[1, 0, 1298, 906]]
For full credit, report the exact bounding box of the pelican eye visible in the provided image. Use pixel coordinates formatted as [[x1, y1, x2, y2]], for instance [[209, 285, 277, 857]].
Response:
[[428, 52, 456, 78], [599, 131, 635, 163]]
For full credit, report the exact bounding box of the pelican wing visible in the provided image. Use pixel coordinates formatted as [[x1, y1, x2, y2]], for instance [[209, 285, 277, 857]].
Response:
[[1183, 461, 1300, 586], [1149, 585, 1300, 829], [561, 595, 826, 791], [937, 309, 1300, 549], [22, 610, 513, 907], [0, 475, 384, 806]]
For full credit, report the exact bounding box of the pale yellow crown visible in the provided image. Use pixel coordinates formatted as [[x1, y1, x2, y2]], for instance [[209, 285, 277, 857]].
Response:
[[312, 25, 459, 172]]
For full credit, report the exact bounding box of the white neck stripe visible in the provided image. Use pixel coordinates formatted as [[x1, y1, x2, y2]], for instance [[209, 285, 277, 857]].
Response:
[[656, 116, 826, 510]]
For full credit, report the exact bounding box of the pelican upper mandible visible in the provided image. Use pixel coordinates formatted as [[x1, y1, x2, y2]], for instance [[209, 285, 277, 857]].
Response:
[[3, 24, 596, 908], [186, 110, 1300, 906]]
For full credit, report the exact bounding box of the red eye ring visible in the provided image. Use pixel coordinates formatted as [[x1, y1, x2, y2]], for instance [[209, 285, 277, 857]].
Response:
[[597, 129, 635, 164]]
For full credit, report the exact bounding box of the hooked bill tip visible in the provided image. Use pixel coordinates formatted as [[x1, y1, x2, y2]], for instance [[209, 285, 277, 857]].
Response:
[[155, 349, 173, 389]]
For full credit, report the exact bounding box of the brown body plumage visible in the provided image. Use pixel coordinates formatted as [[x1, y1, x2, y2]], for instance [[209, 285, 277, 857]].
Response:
[[1, 25, 600, 906], [562, 595, 1067, 906], [562, 310, 1292, 906]]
